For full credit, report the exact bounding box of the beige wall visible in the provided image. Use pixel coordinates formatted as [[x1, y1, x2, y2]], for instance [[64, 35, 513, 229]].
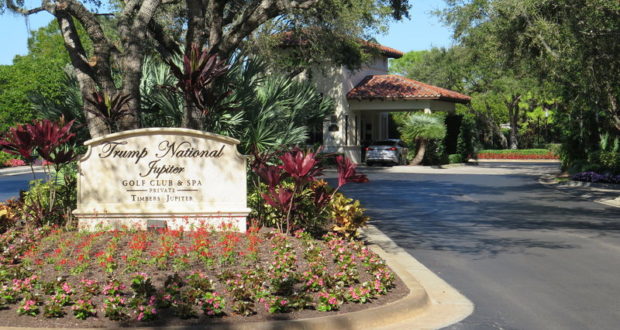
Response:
[[311, 56, 458, 164], [311, 55, 389, 163]]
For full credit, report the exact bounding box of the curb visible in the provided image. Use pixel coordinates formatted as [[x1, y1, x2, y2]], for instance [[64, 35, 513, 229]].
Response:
[[0, 225, 472, 330], [539, 174, 620, 208], [0, 165, 45, 176], [362, 225, 474, 330], [557, 179, 620, 191]]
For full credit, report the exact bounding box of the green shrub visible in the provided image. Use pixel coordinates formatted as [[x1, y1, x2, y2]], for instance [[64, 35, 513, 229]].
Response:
[[478, 149, 553, 155], [21, 164, 77, 227], [456, 116, 478, 162], [422, 139, 448, 165], [319, 153, 344, 167], [0, 152, 18, 167], [448, 154, 463, 164], [598, 151, 620, 173], [546, 143, 561, 155]]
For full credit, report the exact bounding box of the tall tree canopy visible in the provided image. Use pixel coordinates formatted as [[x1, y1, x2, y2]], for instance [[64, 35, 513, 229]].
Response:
[[1, 0, 411, 138], [439, 0, 620, 167], [0, 21, 71, 131]]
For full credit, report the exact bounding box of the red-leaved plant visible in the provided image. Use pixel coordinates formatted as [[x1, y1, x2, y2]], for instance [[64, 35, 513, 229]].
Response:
[[0, 124, 38, 163], [252, 148, 368, 234], [166, 44, 229, 113], [85, 92, 132, 133], [0, 118, 77, 226], [279, 150, 323, 185], [0, 118, 76, 174], [335, 155, 368, 188]]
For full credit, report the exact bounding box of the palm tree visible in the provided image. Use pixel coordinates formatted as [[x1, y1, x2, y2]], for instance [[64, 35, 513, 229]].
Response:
[[208, 57, 333, 155], [399, 113, 446, 165]]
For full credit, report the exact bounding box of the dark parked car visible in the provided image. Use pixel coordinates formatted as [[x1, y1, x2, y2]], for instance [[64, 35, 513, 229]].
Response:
[[365, 139, 408, 166]]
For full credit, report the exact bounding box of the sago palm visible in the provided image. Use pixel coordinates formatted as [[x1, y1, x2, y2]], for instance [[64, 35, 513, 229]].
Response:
[[399, 113, 446, 165]]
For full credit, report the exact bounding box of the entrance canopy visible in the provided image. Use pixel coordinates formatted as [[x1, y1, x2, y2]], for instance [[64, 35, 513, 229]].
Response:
[[337, 75, 471, 163]]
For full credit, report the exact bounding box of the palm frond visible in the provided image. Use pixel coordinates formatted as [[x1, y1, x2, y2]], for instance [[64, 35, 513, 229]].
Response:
[[399, 113, 447, 142]]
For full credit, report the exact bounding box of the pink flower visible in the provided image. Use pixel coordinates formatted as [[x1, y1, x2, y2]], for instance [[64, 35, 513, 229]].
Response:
[[23, 300, 36, 310], [62, 282, 73, 294]]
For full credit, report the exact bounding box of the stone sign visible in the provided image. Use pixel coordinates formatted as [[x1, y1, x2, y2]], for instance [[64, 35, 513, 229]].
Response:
[[73, 128, 250, 232]]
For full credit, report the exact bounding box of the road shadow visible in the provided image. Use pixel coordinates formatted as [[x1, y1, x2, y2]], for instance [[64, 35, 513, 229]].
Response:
[[332, 172, 620, 258]]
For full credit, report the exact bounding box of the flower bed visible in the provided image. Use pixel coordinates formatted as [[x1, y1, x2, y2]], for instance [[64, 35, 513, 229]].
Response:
[[477, 149, 558, 160], [571, 171, 620, 184], [0, 225, 407, 328]]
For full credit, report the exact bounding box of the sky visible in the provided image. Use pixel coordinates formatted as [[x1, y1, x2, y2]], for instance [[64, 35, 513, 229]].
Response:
[[0, 0, 453, 65]]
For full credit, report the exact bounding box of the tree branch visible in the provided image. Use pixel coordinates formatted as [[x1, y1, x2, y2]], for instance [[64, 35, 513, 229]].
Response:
[[54, 11, 94, 79], [218, 0, 280, 56], [185, 0, 207, 51], [122, 0, 142, 16], [148, 19, 182, 59], [5, 0, 46, 15], [207, 0, 226, 53], [61, 0, 116, 91], [133, 0, 161, 31], [281, 0, 320, 10], [523, 12, 559, 59]]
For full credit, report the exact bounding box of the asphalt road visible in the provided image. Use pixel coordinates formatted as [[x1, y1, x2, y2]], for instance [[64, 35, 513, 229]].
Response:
[[0, 172, 46, 202], [339, 162, 620, 330]]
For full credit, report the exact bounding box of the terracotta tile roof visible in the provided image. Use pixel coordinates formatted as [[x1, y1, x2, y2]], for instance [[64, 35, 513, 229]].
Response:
[[347, 75, 472, 104], [278, 32, 403, 59], [359, 41, 404, 58]]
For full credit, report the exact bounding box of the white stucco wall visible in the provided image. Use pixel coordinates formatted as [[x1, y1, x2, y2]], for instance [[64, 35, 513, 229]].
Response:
[[310, 55, 463, 164], [311, 56, 389, 162]]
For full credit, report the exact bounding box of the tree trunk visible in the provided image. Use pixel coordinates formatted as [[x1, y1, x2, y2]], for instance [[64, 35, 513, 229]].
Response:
[[118, 0, 162, 131], [409, 139, 426, 166], [182, 99, 205, 130], [507, 95, 522, 150], [605, 83, 620, 131], [56, 12, 109, 138], [508, 125, 518, 149], [495, 125, 508, 149]]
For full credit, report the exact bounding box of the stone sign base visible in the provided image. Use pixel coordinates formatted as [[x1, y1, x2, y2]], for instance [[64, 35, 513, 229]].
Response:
[[75, 210, 250, 232]]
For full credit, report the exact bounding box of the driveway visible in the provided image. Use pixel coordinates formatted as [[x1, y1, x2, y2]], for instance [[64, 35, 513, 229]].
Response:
[[0, 171, 46, 202], [339, 162, 620, 330]]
